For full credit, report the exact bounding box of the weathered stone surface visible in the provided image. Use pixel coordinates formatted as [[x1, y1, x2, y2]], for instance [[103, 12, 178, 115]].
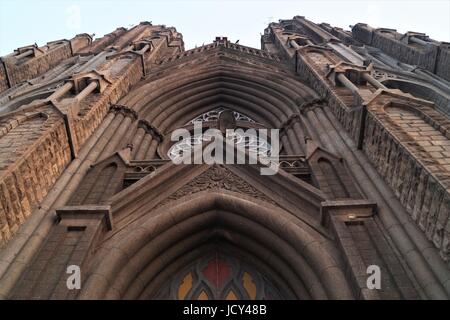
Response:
[[0, 15, 449, 300]]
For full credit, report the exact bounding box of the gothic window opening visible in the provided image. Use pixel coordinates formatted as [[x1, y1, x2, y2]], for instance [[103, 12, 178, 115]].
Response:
[[166, 107, 272, 161], [167, 130, 272, 162], [153, 250, 286, 300], [188, 107, 256, 124]]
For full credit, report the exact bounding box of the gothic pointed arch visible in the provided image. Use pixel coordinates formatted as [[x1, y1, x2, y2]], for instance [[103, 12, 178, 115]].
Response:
[[121, 52, 319, 132], [78, 190, 354, 300], [52, 159, 350, 300], [151, 246, 291, 300]]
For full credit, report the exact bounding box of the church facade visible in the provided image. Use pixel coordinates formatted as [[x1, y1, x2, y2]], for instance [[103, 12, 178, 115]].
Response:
[[0, 16, 449, 300]]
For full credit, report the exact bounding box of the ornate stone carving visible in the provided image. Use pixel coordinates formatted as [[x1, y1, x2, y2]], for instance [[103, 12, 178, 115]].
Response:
[[188, 107, 255, 124], [138, 119, 164, 142], [110, 104, 139, 120], [372, 69, 397, 80], [167, 130, 271, 162], [156, 165, 277, 208]]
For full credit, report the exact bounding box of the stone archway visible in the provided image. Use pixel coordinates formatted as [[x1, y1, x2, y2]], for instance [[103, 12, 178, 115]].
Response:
[[78, 191, 354, 300], [151, 247, 288, 300]]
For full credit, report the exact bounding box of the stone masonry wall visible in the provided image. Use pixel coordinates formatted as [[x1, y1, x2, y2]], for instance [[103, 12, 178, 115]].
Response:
[[73, 56, 143, 150], [269, 23, 450, 264], [363, 95, 450, 262], [0, 107, 71, 246], [0, 25, 180, 247], [370, 30, 438, 72], [352, 24, 450, 82], [0, 62, 8, 93], [10, 208, 108, 299], [295, 48, 363, 141], [2, 43, 73, 90], [330, 213, 419, 299], [436, 45, 450, 81]]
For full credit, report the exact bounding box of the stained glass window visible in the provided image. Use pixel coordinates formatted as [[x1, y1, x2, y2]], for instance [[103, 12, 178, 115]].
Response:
[[153, 251, 285, 300]]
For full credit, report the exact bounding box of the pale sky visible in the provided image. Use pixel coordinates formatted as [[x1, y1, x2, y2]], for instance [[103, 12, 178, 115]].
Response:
[[0, 0, 449, 56]]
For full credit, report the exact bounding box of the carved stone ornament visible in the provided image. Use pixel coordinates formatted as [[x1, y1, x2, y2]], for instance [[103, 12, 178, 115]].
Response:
[[156, 165, 277, 208]]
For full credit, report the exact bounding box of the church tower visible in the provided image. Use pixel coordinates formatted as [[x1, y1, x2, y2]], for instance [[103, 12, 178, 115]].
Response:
[[0, 16, 449, 300]]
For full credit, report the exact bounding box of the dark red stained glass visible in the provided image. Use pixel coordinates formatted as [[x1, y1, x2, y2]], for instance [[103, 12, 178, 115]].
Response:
[[202, 253, 231, 289], [153, 249, 286, 300]]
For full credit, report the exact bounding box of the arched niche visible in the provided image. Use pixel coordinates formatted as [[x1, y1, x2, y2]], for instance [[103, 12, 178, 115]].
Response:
[[78, 191, 354, 300], [382, 79, 450, 115], [158, 105, 276, 161], [150, 247, 290, 300]]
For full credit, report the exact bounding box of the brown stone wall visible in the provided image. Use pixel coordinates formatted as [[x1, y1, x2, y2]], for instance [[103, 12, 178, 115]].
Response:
[[0, 107, 71, 246], [352, 24, 449, 81], [295, 49, 362, 141], [268, 23, 450, 265], [68, 156, 126, 206], [436, 45, 450, 81], [0, 26, 179, 248], [81, 28, 127, 54], [331, 214, 419, 299], [371, 30, 438, 72], [0, 62, 9, 93], [363, 100, 450, 261], [73, 55, 143, 149], [308, 150, 362, 199], [5, 43, 72, 88], [10, 207, 108, 299]]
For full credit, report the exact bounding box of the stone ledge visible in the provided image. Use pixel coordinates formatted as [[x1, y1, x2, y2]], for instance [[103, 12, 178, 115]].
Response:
[[56, 205, 113, 230], [320, 199, 377, 226]]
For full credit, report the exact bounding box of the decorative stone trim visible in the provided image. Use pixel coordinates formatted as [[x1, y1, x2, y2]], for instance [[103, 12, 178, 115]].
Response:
[[298, 98, 326, 114], [320, 199, 377, 226], [137, 119, 164, 142], [56, 205, 113, 231], [66, 70, 112, 94], [109, 104, 139, 121]]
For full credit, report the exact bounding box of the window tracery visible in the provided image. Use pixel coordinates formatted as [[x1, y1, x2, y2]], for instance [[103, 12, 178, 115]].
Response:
[[153, 251, 285, 300], [167, 131, 272, 161], [188, 107, 255, 124]]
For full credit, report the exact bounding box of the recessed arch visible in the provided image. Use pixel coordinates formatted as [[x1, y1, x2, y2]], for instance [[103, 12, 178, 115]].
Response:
[[143, 242, 294, 300], [120, 63, 319, 131], [382, 78, 450, 115], [117, 61, 318, 156], [78, 191, 354, 300]]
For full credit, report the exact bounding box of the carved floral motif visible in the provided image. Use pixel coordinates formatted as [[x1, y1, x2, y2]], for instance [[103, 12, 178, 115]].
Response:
[[156, 165, 276, 208]]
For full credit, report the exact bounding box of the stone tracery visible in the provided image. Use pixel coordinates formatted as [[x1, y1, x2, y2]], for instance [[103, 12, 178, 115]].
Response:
[[0, 15, 448, 301]]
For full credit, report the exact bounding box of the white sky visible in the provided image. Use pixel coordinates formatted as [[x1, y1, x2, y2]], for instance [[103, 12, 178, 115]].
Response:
[[0, 0, 449, 56]]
